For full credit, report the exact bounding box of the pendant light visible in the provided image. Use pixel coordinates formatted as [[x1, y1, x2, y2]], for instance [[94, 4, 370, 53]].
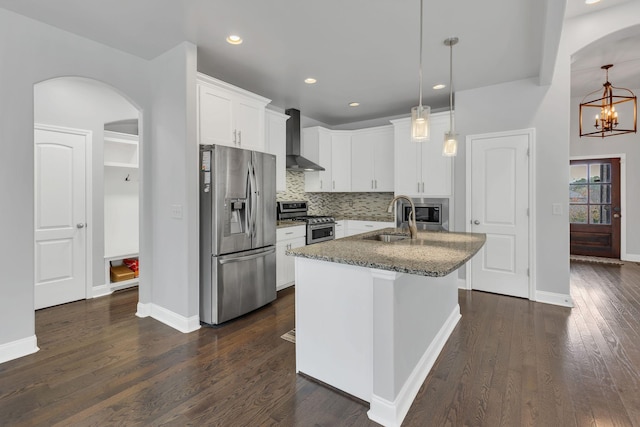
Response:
[[442, 37, 459, 156], [579, 64, 637, 138], [411, 0, 430, 142]]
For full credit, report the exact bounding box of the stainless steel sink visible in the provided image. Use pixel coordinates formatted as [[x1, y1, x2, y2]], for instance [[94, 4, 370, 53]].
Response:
[[364, 234, 409, 242]]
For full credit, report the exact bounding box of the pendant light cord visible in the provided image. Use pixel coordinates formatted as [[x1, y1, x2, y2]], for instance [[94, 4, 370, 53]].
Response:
[[418, 0, 423, 109]]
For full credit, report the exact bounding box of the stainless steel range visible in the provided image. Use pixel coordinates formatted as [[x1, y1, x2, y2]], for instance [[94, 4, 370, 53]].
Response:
[[277, 201, 335, 245]]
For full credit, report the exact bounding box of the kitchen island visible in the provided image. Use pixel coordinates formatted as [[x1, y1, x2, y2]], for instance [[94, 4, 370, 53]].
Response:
[[287, 228, 485, 427]]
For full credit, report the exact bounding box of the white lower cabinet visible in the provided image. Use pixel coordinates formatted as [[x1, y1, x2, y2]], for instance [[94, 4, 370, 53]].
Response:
[[276, 226, 306, 290], [335, 220, 346, 239], [345, 220, 395, 237]]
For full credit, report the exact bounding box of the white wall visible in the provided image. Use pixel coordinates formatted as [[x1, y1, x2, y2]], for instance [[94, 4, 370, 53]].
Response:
[[0, 8, 200, 360], [453, 1, 640, 301], [570, 92, 640, 258], [456, 78, 568, 298], [148, 42, 200, 325], [34, 78, 139, 287], [0, 8, 151, 353]]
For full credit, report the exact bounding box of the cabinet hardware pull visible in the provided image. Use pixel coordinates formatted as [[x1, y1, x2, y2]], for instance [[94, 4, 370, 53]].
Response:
[[238, 130, 242, 144], [320, 180, 323, 189], [333, 181, 335, 190], [417, 182, 420, 192], [285, 232, 293, 235], [421, 182, 425, 193], [375, 180, 377, 189], [372, 180, 374, 189], [233, 129, 237, 144]]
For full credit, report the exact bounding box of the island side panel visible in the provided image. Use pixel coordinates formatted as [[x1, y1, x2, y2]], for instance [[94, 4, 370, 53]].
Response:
[[294, 257, 374, 402], [368, 270, 460, 426]]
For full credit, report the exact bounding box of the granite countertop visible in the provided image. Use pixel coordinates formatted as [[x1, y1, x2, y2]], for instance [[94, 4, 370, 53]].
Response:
[[332, 215, 395, 222], [286, 228, 486, 277], [277, 220, 305, 229]]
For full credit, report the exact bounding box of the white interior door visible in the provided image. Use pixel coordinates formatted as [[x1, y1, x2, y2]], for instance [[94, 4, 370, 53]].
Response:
[[467, 129, 531, 299], [34, 126, 88, 309]]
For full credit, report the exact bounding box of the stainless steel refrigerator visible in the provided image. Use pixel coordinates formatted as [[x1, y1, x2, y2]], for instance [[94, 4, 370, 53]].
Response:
[[199, 145, 277, 325]]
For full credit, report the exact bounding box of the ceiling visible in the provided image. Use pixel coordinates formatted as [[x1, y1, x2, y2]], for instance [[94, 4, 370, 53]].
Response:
[[1, 0, 638, 126]]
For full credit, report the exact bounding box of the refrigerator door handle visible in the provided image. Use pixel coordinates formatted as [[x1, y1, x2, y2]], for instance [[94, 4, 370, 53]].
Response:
[[218, 247, 276, 265], [249, 159, 258, 239]]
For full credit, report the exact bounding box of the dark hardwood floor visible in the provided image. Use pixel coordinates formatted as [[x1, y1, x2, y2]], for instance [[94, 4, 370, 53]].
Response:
[[1, 261, 639, 426]]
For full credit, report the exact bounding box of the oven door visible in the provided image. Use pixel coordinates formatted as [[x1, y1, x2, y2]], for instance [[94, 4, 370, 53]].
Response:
[[307, 223, 335, 244]]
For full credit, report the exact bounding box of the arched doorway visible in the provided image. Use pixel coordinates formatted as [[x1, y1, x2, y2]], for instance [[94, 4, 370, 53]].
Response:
[[33, 77, 142, 309], [569, 25, 640, 262]]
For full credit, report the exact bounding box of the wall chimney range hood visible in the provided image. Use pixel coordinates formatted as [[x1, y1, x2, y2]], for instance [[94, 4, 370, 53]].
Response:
[[285, 108, 325, 171]]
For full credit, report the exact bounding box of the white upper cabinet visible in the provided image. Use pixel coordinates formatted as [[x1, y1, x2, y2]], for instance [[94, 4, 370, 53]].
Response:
[[302, 127, 332, 192], [265, 109, 289, 192], [331, 131, 351, 192], [350, 125, 394, 192], [392, 112, 453, 197], [302, 127, 351, 192], [197, 73, 270, 152]]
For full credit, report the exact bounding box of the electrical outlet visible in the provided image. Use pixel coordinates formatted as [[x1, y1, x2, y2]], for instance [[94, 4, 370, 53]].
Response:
[[171, 204, 183, 219], [552, 203, 562, 216]]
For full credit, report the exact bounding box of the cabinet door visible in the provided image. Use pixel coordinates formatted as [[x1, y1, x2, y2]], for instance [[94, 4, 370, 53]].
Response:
[[303, 127, 332, 192], [350, 133, 375, 192], [265, 110, 288, 192], [276, 237, 306, 290], [393, 120, 422, 196], [421, 114, 452, 196], [331, 132, 351, 192], [235, 97, 265, 152], [372, 127, 394, 192], [198, 84, 234, 146]]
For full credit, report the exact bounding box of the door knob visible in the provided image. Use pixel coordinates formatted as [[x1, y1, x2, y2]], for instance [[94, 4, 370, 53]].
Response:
[[473, 220, 480, 225], [77, 223, 85, 229], [613, 213, 621, 218]]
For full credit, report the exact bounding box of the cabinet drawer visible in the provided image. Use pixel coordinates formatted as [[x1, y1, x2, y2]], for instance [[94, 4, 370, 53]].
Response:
[[277, 225, 306, 241], [348, 220, 394, 230]]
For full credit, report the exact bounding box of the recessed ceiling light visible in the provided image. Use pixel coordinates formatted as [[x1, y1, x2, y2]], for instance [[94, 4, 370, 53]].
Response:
[[433, 84, 446, 90], [226, 35, 243, 45], [349, 102, 360, 107], [585, 0, 601, 4], [304, 78, 317, 84]]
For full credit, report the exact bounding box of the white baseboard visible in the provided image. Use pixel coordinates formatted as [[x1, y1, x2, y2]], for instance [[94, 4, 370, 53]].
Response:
[[0, 335, 39, 364], [535, 291, 574, 308], [622, 253, 640, 262], [136, 302, 152, 318], [368, 305, 461, 427], [137, 302, 200, 333], [91, 284, 113, 298], [457, 278, 467, 290]]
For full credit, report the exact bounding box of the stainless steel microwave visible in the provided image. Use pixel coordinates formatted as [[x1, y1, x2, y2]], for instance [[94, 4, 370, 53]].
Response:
[[395, 197, 449, 231]]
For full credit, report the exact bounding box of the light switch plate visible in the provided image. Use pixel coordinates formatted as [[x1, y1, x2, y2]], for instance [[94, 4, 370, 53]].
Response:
[[552, 203, 562, 216], [171, 204, 183, 219]]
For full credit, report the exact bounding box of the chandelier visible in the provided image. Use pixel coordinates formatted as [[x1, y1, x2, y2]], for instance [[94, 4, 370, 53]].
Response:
[[579, 64, 637, 138]]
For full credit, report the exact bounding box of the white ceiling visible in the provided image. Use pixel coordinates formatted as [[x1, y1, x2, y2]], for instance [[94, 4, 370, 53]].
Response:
[[1, 0, 638, 125]]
